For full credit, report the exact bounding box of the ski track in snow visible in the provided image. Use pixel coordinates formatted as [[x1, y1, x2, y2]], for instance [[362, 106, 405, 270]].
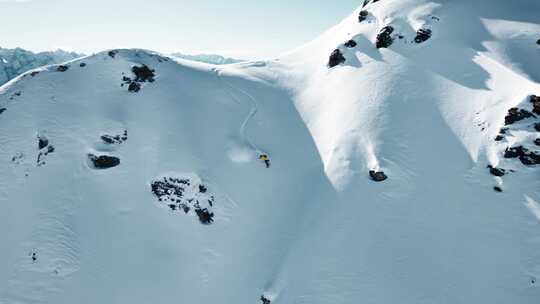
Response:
[[218, 72, 262, 155]]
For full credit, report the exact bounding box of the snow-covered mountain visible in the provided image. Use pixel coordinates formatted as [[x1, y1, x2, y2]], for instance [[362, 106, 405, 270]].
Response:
[[169, 52, 244, 65], [1, 0, 539, 303], [0, 48, 82, 86]]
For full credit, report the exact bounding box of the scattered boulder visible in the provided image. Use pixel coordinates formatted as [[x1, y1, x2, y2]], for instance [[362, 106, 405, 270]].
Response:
[[535, 123, 540, 132], [11, 152, 24, 164], [260, 295, 271, 304], [79, 62, 86, 67], [358, 10, 369, 22], [504, 107, 535, 125], [530, 95, 540, 115], [0, 108, 5, 115], [535, 138, 540, 146], [328, 49, 346, 68], [414, 28, 432, 43], [376, 26, 394, 48], [128, 82, 141, 93], [369, 170, 388, 182], [344, 40, 357, 48], [88, 154, 120, 169], [150, 175, 215, 225], [101, 130, 128, 144], [38, 134, 49, 150], [195, 208, 214, 225], [56, 65, 69, 72], [108, 50, 118, 58], [132, 65, 155, 82], [199, 184, 207, 193], [537, 39, 540, 45], [31, 252, 37, 262], [493, 186, 503, 192], [487, 165, 505, 177], [37, 145, 54, 166]]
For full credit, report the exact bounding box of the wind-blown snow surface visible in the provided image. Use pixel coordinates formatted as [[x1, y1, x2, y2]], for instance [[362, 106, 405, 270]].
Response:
[[1, 0, 539, 303]]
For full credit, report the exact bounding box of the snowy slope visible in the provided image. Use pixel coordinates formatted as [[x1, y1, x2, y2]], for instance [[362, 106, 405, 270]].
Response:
[[0, 48, 82, 86], [1, 1, 540, 303]]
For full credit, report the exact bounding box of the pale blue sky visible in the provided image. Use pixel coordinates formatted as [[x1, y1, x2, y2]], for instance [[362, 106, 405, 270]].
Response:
[[0, 0, 361, 59]]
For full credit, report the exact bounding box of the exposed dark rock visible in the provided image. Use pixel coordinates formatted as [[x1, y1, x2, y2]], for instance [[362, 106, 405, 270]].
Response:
[[30, 71, 40, 77], [108, 50, 118, 58], [261, 295, 271, 304], [199, 184, 207, 193], [519, 152, 540, 166], [195, 208, 214, 225], [358, 10, 369, 22], [505, 146, 539, 165], [487, 165, 505, 177], [31, 252, 37, 262], [345, 40, 357, 48], [328, 49, 346, 68], [128, 82, 141, 93], [151, 176, 215, 224], [369, 170, 387, 182], [493, 186, 503, 192], [37, 145, 54, 166], [535, 138, 540, 146], [101, 130, 127, 144], [414, 28, 432, 43], [38, 135, 49, 150], [132, 65, 155, 82], [504, 146, 527, 159], [101, 135, 115, 144], [499, 128, 508, 134], [0, 108, 5, 115], [79, 62, 86, 67], [56, 65, 69, 72], [535, 123, 540, 132], [504, 107, 535, 125], [88, 154, 120, 169], [537, 39, 540, 45], [376, 26, 394, 48], [494, 135, 504, 141], [530, 95, 540, 115]]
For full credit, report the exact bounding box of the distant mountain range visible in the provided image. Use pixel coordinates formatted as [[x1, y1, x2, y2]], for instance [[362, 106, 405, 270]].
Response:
[[0, 48, 82, 86], [169, 52, 244, 65]]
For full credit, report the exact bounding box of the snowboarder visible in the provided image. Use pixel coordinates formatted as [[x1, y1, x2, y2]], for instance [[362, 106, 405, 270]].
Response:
[[259, 154, 270, 168]]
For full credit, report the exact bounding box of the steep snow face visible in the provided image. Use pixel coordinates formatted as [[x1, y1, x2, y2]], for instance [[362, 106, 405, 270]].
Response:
[[0, 48, 82, 86], [274, 0, 540, 189], [1, 1, 540, 304], [0, 50, 335, 304]]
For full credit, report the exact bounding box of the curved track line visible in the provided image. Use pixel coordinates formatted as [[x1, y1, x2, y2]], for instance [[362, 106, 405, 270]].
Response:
[[218, 74, 262, 154]]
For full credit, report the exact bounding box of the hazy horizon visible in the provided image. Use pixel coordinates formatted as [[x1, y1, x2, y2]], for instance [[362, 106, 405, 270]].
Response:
[[0, 0, 360, 60]]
